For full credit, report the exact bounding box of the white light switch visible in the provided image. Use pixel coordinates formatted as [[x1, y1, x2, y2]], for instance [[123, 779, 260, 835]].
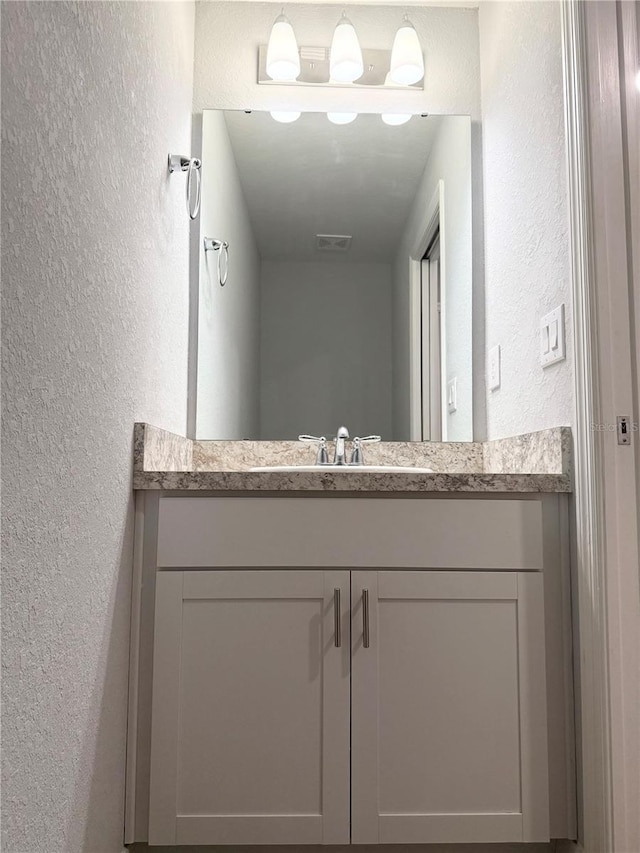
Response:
[[541, 304, 566, 367], [447, 378, 457, 413], [488, 345, 501, 391]]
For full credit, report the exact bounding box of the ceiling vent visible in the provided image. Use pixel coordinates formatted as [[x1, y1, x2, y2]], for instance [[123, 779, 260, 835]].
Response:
[[316, 234, 352, 252]]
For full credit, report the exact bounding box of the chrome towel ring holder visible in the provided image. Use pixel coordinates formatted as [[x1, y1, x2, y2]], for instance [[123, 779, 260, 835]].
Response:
[[168, 154, 202, 220], [204, 237, 229, 286]]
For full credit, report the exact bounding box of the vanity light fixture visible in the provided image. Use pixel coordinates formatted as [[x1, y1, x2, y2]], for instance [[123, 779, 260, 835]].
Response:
[[327, 112, 358, 125], [329, 12, 364, 83], [258, 13, 424, 90], [381, 113, 412, 126], [389, 15, 424, 85], [270, 110, 301, 123], [266, 10, 300, 81]]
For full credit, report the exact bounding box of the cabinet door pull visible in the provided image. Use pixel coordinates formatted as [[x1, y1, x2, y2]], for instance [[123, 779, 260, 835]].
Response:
[[334, 588, 341, 648], [362, 589, 370, 648]]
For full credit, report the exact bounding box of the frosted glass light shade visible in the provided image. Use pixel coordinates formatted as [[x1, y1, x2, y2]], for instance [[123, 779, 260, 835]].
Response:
[[266, 14, 300, 81], [636, 68, 640, 92], [381, 113, 412, 126], [327, 112, 358, 125], [389, 19, 424, 85], [329, 14, 364, 83], [270, 110, 301, 123]]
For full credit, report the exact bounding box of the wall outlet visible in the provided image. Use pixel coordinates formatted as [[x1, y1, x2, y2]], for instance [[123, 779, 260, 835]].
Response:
[[541, 304, 566, 367], [447, 378, 457, 414], [488, 345, 501, 391]]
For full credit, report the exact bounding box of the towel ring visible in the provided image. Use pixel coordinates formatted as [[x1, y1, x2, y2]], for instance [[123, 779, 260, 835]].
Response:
[[204, 237, 229, 286], [186, 158, 201, 220], [168, 154, 202, 220]]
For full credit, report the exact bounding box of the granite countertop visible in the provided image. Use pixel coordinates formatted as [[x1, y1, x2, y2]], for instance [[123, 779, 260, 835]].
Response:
[[132, 424, 572, 494]]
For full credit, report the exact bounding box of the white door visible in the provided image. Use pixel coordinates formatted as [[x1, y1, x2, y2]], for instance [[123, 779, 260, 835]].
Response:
[[351, 570, 549, 845], [148, 570, 351, 845]]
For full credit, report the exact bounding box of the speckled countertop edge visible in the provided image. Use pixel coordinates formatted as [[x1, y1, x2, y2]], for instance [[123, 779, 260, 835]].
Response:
[[132, 424, 572, 493], [132, 457, 571, 492]]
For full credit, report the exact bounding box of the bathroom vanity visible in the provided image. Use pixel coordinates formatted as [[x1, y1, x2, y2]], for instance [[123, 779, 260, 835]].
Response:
[[125, 424, 576, 848]]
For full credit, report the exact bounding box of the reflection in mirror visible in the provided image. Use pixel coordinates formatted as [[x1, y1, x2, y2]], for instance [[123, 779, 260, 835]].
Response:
[[196, 110, 472, 441]]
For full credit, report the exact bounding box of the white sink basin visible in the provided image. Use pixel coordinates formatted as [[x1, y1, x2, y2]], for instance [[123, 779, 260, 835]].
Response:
[[250, 465, 434, 474]]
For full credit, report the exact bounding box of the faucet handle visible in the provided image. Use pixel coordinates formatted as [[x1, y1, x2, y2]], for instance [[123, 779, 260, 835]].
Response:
[[298, 435, 329, 465], [350, 435, 381, 466]]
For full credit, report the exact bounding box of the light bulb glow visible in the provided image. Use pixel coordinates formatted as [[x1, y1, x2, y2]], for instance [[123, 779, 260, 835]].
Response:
[[636, 68, 640, 92], [389, 19, 424, 86], [381, 113, 412, 126], [266, 14, 300, 81], [327, 112, 358, 125], [329, 14, 364, 83], [270, 110, 301, 123]]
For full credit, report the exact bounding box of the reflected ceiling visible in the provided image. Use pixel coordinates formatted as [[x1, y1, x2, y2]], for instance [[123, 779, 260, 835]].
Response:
[[223, 110, 442, 262]]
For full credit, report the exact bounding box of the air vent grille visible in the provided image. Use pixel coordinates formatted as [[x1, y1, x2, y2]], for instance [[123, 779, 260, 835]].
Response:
[[316, 234, 353, 252]]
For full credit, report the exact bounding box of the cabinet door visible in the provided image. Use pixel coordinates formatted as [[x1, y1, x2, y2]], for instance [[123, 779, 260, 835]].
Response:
[[351, 571, 549, 845], [149, 570, 350, 846]]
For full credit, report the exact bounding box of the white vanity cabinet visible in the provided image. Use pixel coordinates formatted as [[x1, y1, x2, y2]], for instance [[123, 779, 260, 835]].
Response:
[[126, 494, 576, 847], [148, 570, 351, 846], [148, 567, 548, 846], [350, 570, 548, 845]]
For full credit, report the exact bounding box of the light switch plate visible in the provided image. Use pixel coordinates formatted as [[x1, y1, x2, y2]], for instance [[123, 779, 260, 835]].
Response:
[[541, 304, 566, 367], [447, 378, 457, 413], [488, 345, 501, 391]]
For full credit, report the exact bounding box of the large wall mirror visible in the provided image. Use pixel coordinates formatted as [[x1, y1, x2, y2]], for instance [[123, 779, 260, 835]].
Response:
[[195, 109, 472, 442]]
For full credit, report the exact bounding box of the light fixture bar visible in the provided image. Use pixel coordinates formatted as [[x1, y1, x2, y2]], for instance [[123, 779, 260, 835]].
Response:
[[257, 45, 423, 89]]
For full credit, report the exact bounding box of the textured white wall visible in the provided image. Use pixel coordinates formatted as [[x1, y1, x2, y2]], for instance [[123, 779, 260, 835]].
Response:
[[259, 261, 393, 439], [1, 3, 195, 851], [196, 111, 261, 439], [479, 1, 573, 439], [392, 116, 474, 441]]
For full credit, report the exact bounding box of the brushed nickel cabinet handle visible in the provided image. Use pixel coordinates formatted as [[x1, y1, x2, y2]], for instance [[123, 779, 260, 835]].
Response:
[[362, 588, 370, 648], [334, 588, 341, 648]]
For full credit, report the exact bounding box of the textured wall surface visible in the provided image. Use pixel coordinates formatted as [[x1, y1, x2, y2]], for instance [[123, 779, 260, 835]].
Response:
[[197, 111, 260, 439], [392, 116, 474, 441], [479, 1, 573, 439], [259, 260, 393, 439], [1, 2, 195, 851]]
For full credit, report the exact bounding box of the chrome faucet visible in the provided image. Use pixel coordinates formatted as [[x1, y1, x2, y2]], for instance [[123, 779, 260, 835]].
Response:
[[334, 425, 350, 466], [299, 426, 381, 466]]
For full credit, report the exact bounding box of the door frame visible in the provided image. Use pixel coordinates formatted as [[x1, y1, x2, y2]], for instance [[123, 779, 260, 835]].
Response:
[[422, 235, 443, 441], [409, 180, 446, 441], [562, 2, 640, 851]]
